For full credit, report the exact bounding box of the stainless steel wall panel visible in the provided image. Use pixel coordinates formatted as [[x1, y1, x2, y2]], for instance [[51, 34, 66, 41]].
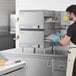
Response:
[[19, 11, 44, 29], [19, 30, 44, 48]]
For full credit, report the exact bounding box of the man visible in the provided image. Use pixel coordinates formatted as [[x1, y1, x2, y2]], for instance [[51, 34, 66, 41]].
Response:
[[59, 5, 76, 76], [58, 5, 76, 46], [50, 5, 76, 76]]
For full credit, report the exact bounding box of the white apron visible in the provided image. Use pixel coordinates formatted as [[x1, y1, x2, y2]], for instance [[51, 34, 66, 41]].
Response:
[[66, 42, 76, 76]]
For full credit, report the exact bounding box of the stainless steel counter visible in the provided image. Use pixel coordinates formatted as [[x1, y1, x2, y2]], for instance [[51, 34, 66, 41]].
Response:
[[0, 48, 67, 59]]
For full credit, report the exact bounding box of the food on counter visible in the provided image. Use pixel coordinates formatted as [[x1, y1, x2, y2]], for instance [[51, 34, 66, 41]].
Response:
[[0, 59, 5, 66], [46, 35, 60, 39]]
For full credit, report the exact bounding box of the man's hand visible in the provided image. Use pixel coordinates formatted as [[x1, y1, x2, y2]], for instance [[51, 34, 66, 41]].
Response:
[[46, 32, 61, 41], [54, 32, 61, 37], [51, 38, 58, 43]]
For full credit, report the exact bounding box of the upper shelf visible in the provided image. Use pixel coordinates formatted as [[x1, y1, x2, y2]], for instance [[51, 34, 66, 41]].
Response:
[[44, 20, 60, 23]]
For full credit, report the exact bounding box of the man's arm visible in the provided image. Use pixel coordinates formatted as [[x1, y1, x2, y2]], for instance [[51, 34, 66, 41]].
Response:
[[58, 35, 71, 46]]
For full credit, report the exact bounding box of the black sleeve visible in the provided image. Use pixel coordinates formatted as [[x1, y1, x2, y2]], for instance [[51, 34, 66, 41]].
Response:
[[67, 26, 73, 37]]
